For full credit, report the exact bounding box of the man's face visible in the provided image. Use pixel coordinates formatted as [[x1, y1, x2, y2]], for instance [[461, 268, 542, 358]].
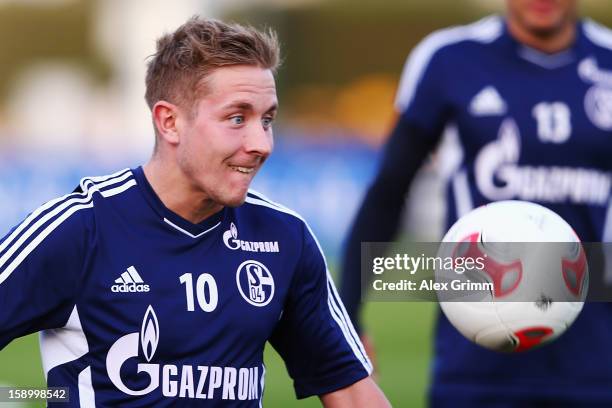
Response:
[[506, 0, 577, 36], [175, 65, 277, 208]]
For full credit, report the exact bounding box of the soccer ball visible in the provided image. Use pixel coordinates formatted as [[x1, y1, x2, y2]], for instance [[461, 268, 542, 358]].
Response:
[[435, 200, 588, 352]]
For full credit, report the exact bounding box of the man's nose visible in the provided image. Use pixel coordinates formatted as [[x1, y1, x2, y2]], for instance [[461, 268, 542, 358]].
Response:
[[244, 123, 273, 156]]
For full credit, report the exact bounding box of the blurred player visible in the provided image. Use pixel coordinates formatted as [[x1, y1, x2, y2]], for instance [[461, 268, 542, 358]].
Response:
[[0, 17, 390, 407], [341, 0, 612, 406]]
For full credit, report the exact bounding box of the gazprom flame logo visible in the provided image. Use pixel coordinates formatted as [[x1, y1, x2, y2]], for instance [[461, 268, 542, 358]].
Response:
[[236, 260, 275, 307], [223, 223, 240, 250], [141, 306, 159, 362], [107, 305, 160, 395]]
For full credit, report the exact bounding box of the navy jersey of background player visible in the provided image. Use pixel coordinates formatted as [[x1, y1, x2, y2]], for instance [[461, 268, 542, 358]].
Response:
[[395, 16, 612, 400], [0, 167, 371, 407]]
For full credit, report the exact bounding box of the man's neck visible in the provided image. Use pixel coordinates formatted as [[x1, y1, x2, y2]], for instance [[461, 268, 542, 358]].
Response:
[[507, 20, 577, 54], [143, 159, 223, 224]]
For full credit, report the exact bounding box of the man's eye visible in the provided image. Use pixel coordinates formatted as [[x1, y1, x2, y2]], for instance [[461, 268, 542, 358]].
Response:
[[262, 117, 274, 128], [230, 116, 244, 125]]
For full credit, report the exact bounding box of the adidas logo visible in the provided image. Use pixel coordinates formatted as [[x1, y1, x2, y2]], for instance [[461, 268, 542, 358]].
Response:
[[469, 86, 507, 116], [111, 266, 150, 293]]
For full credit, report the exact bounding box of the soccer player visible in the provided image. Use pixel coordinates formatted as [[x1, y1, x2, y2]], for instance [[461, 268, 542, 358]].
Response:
[[0, 17, 390, 407], [340, 0, 612, 406]]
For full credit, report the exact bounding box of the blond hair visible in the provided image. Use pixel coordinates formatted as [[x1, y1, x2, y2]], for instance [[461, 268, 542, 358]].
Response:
[[145, 17, 280, 112]]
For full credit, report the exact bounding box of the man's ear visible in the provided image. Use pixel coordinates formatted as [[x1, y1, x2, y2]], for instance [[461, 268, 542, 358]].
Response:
[[152, 101, 180, 145]]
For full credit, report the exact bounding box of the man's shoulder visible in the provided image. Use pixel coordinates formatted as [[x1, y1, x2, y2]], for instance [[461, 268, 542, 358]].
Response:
[[0, 169, 138, 270], [241, 190, 307, 228], [72, 168, 138, 203], [396, 15, 504, 112], [232, 191, 319, 257], [240, 190, 322, 239], [582, 18, 612, 55], [412, 15, 504, 63], [239, 190, 327, 264], [31, 168, 139, 236]]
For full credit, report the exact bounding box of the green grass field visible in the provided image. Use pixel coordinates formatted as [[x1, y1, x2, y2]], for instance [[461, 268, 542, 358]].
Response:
[[0, 302, 436, 407]]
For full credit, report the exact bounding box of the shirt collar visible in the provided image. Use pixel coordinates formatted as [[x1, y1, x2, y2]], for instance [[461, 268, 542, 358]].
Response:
[[133, 166, 226, 238]]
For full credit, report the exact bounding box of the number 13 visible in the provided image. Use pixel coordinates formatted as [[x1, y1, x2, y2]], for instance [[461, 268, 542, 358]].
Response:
[[532, 102, 572, 143]]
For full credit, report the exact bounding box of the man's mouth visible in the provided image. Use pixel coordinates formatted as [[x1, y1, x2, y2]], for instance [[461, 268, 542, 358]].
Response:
[[531, 0, 556, 14], [229, 165, 255, 174]]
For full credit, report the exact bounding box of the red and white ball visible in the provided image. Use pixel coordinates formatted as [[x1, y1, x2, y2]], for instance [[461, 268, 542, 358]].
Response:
[[436, 201, 588, 352]]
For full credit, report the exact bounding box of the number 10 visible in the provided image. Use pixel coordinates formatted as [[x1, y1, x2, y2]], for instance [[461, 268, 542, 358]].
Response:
[[179, 273, 218, 312]]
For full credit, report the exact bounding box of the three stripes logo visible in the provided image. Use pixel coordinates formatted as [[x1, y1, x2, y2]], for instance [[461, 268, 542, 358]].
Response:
[[111, 266, 150, 293]]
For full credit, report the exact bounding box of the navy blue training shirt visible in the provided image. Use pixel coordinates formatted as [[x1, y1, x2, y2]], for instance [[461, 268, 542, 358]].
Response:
[[0, 167, 372, 406]]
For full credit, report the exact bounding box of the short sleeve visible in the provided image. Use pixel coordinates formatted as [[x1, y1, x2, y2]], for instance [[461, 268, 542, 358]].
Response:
[[394, 35, 451, 134], [269, 221, 372, 399], [0, 196, 90, 350]]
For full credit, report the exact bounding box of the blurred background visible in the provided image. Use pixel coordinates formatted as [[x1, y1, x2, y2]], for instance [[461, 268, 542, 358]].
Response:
[[0, 0, 610, 407]]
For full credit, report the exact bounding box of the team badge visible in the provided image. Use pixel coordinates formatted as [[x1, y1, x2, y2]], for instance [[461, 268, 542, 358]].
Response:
[[236, 260, 275, 307], [584, 85, 612, 131]]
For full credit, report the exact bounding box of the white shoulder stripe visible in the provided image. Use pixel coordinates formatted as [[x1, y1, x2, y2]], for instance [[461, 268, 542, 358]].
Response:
[[0, 201, 94, 285], [0, 170, 133, 259], [244, 196, 300, 221], [395, 15, 503, 112], [100, 179, 137, 197], [247, 189, 283, 208], [0, 175, 136, 286], [258, 364, 266, 408], [0, 171, 132, 262], [79, 168, 131, 191], [326, 277, 373, 373], [583, 19, 612, 50], [245, 195, 372, 373], [603, 198, 612, 283]]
